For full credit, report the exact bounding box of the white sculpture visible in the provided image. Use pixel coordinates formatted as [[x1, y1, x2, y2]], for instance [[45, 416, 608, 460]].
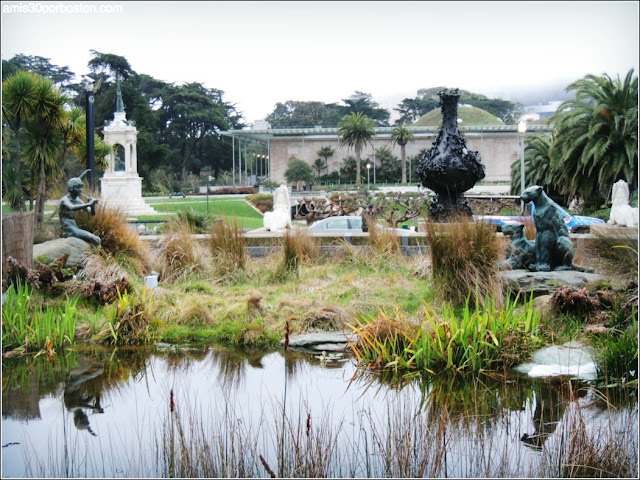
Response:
[[608, 180, 638, 228], [264, 185, 292, 231]]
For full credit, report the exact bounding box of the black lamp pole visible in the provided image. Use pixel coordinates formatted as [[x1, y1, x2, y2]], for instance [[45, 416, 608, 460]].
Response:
[[86, 85, 95, 189]]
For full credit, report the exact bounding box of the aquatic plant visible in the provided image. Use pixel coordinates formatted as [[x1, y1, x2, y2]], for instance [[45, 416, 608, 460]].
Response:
[[348, 293, 540, 372], [1, 280, 78, 356], [97, 287, 156, 345]]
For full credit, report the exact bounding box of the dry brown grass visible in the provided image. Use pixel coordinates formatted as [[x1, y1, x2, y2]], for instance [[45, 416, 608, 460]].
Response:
[[301, 304, 349, 331], [208, 218, 246, 280], [76, 204, 152, 276], [425, 216, 505, 307], [368, 225, 401, 256], [156, 219, 210, 284]]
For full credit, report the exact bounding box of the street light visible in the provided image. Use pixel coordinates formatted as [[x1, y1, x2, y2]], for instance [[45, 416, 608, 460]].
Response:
[[206, 175, 214, 214], [84, 78, 95, 189], [518, 119, 527, 211], [366, 163, 371, 190]]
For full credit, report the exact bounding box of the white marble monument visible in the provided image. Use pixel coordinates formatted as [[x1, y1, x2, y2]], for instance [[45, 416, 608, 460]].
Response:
[[608, 179, 638, 228], [100, 76, 157, 216], [263, 185, 292, 231]]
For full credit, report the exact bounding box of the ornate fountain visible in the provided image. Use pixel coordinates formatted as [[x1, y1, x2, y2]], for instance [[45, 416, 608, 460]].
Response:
[[416, 88, 485, 221]]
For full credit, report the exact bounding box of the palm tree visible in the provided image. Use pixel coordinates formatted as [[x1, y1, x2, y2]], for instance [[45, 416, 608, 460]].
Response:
[[550, 69, 638, 205], [59, 107, 85, 172], [390, 125, 415, 184], [338, 112, 375, 187], [2, 71, 38, 210], [312, 158, 324, 177], [510, 134, 556, 195], [316, 145, 335, 174], [22, 76, 67, 227]]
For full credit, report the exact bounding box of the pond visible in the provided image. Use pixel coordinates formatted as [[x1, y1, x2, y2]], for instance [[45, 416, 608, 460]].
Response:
[[2, 344, 637, 478]]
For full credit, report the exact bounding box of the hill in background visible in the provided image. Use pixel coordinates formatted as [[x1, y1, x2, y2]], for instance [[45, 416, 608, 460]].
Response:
[[412, 105, 503, 126]]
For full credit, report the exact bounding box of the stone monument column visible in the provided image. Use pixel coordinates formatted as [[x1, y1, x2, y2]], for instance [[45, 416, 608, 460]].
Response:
[[100, 75, 157, 216]]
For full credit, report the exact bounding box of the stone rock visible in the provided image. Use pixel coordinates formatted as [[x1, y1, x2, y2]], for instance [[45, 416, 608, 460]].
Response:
[[33, 237, 93, 268], [514, 341, 598, 380], [532, 294, 554, 319], [501, 269, 603, 297], [280, 332, 357, 353]]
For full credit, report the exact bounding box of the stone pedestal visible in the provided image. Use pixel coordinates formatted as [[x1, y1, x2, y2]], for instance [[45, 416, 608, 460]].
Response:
[[101, 109, 156, 216], [590, 223, 638, 238], [500, 269, 604, 297]]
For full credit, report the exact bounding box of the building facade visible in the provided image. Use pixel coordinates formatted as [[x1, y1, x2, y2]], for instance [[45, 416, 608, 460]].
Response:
[[221, 124, 553, 185]]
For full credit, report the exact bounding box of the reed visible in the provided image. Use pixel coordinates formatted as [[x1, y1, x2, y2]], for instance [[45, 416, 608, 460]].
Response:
[[275, 229, 319, 280], [425, 216, 504, 307], [1, 280, 78, 355], [348, 293, 540, 372], [157, 218, 210, 283], [208, 218, 246, 280]]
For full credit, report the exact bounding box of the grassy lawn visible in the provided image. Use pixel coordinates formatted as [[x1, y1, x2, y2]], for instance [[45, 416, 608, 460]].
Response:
[[140, 196, 264, 229]]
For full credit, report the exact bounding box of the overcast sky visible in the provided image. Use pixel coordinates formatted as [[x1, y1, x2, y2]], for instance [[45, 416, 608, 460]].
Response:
[[2, 1, 638, 124]]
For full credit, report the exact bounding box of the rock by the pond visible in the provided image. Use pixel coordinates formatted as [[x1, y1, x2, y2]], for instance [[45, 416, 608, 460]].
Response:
[[33, 237, 93, 268], [501, 269, 603, 297], [280, 332, 357, 354], [514, 341, 598, 381]]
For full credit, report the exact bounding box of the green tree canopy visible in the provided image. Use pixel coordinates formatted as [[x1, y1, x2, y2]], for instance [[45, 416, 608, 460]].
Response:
[[338, 112, 376, 187], [549, 69, 638, 205], [390, 125, 415, 184], [284, 157, 314, 184]]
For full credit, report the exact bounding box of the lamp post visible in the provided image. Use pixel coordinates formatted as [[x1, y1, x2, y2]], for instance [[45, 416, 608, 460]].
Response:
[[518, 119, 527, 211], [84, 78, 95, 189], [366, 163, 371, 190], [206, 175, 213, 214]]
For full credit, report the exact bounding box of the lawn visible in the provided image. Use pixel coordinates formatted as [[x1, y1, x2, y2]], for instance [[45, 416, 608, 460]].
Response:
[[2, 196, 265, 229], [140, 196, 264, 229]]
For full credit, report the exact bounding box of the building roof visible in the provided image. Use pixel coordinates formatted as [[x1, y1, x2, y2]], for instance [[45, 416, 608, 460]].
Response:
[[220, 124, 553, 141]]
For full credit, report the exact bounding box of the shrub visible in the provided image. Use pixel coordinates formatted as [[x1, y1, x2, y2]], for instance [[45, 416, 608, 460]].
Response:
[[162, 209, 213, 234], [246, 193, 274, 213], [425, 216, 504, 307]]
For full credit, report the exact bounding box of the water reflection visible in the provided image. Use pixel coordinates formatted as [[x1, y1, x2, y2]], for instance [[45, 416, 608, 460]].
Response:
[[1, 345, 637, 478]]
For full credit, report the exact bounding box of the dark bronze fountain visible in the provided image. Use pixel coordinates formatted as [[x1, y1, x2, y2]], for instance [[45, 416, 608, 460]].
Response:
[[416, 88, 485, 221]]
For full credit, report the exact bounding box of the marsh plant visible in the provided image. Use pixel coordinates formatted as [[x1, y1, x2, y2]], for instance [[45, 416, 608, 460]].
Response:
[[425, 217, 504, 307], [157, 218, 210, 283], [97, 287, 156, 345], [348, 293, 540, 372], [368, 224, 401, 256], [208, 218, 246, 280], [1, 280, 78, 355]]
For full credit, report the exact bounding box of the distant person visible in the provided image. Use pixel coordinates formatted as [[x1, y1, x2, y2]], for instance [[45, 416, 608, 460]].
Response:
[[59, 170, 101, 246], [361, 203, 377, 232]]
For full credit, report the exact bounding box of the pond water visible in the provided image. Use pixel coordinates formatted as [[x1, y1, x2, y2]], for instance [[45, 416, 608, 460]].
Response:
[[2, 344, 637, 478]]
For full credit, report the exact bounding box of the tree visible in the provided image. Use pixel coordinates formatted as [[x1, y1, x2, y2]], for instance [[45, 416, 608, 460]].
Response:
[[390, 125, 415, 184], [510, 134, 557, 196], [2, 54, 75, 90], [342, 91, 390, 126], [265, 100, 343, 128], [371, 146, 401, 183], [550, 69, 638, 205], [284, 157, 314, 185], [22, 75, 67, 227], [316, 145, 335, 174], [312, 158, 325, 177], [338, 112, 376, 187], [2, 71, 38, 210]]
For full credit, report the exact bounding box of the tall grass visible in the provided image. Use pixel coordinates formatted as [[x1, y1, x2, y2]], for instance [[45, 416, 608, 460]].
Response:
[[76, 204, 152, 276], [425, 216, 504, 307], [348, 293, 540, 372], [368, 225, 400, 256], [156, 218, 210, 283], [2, 281, 78, 355], [208, 218, 246, 280], [275, 229, 319, 280], [162, 209, 214, 234]]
